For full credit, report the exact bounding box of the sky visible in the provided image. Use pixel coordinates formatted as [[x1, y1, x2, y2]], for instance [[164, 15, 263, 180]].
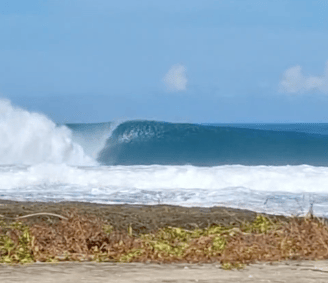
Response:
[[1, 0, 328, 123]]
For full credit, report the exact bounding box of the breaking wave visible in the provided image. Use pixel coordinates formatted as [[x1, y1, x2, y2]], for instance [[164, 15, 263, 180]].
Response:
[[0, 99, 96, 166]]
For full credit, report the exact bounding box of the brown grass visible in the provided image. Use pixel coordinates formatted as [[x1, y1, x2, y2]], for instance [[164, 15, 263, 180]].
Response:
[[28, 209, 143, 262], [2, 209, 328, 268]]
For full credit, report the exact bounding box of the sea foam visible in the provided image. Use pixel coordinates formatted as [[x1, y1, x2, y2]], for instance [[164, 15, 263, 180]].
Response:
[[0, 99, 95, 166], [0, 164, 328, 217]]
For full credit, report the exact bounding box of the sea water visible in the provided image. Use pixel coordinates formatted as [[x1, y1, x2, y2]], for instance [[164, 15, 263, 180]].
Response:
[[1, 99, 328, 217]]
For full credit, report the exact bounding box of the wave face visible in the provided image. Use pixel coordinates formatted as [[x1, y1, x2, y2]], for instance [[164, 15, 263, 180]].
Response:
[[97, 120, 328, 166], [0, 99, 95, 166]]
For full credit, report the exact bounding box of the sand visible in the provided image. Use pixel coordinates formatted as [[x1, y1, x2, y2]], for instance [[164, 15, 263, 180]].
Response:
[[0, 261, 328, 282]]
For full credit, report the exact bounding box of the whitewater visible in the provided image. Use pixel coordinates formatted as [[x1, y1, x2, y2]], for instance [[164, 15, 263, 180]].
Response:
[[1, 99, 328, 218]]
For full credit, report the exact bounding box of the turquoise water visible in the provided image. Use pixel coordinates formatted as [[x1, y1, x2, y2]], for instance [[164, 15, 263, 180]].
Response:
[[67, 121, 328, 166]]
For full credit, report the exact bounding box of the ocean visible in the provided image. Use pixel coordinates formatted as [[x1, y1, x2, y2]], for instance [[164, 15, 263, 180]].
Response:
[[1, 99, 328, 217]]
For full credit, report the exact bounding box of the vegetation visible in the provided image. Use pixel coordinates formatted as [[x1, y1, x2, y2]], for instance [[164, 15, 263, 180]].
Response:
[[1, 209, 328, 269]]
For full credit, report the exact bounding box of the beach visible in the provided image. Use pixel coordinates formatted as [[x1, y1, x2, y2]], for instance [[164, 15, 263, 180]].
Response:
[[1, 0, 327, 281], [1, 200, 328, 282]]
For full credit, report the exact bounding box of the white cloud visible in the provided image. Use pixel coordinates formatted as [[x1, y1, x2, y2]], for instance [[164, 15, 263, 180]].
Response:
[[163, 64, 187, 91], [279, 61, 328, 94]]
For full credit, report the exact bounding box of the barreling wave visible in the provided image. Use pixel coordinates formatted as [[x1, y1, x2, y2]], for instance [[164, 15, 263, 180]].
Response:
[[97, 120, 328, 166], [2, 98, 328, 167]]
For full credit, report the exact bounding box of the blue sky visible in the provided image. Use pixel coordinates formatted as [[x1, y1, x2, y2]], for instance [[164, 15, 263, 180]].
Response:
[[1, 0, 328, 123]]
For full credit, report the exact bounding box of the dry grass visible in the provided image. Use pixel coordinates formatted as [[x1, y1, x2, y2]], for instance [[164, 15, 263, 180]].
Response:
[[1, 209, 328, 269], [28, 209, 143, 262]]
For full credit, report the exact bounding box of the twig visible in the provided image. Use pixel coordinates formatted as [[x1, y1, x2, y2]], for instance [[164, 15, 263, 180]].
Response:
[[222, 209, 244, 224], [0, 212, 68, 221]]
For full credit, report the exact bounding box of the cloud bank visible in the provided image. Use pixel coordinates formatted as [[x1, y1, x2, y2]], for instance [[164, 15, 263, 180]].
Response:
[[163, 64, 187, 91], [280, 61, 328, 94]]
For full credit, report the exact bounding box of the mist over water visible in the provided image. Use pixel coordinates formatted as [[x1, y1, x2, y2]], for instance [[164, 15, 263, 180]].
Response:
[[1, 99, 328, 217], [66, 121, 121, 160]]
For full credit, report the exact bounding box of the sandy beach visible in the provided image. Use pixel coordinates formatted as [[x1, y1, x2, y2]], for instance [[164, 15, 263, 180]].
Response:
[[0, 261, 328, 282]]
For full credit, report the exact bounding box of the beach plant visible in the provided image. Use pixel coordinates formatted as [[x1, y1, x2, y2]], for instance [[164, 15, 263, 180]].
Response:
[[103, 224, 114, 235], [0, 220, 34, 264], [2, 209, 328, 269], [240, 214, 281, 234]]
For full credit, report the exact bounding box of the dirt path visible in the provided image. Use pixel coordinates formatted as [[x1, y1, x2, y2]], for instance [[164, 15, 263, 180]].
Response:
[[1, 261, 328, 283]]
